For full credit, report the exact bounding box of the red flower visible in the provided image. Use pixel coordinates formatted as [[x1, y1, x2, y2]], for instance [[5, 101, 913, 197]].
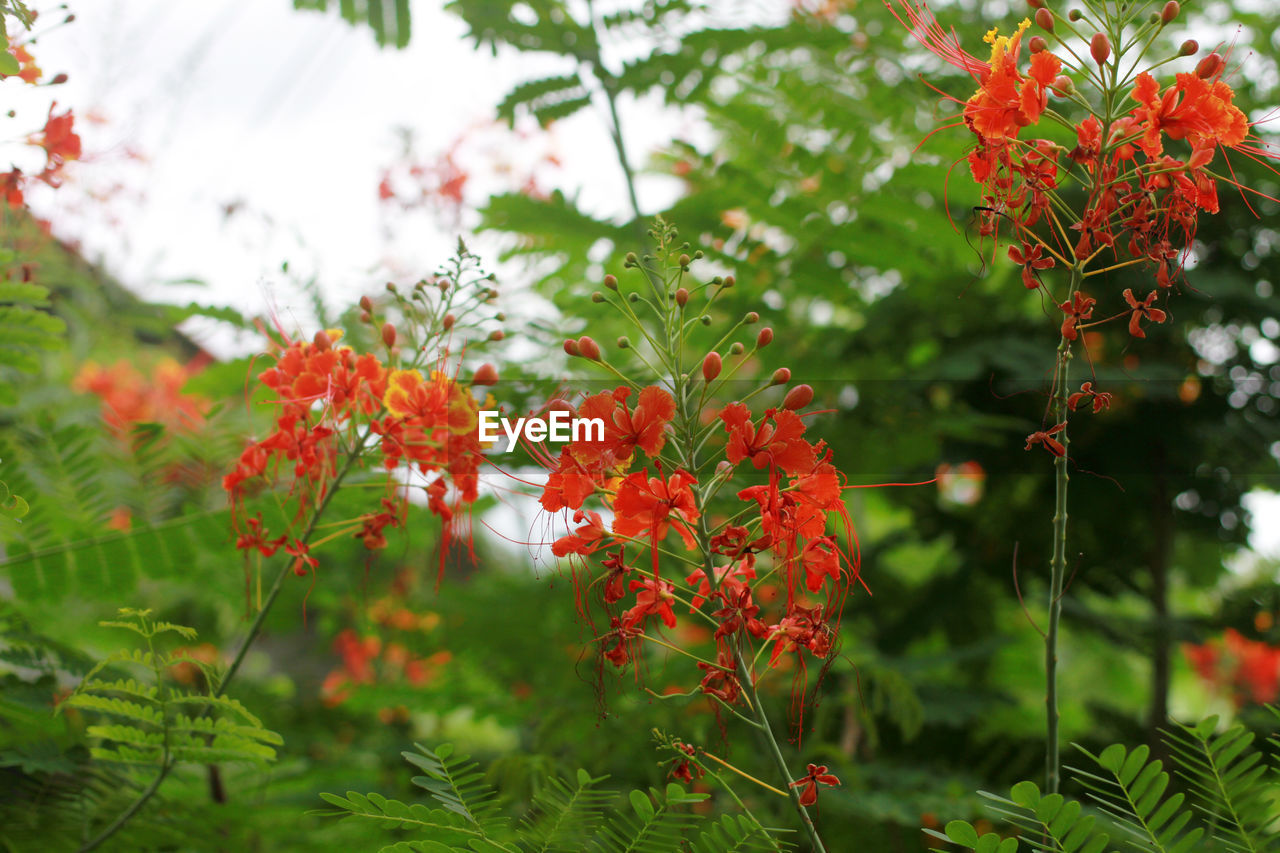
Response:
[[612, 468, 700, 551], [721, 403, 815, 476], [1068, 381, 1113, 413], [1024, 423, 1066, 457], [1009, 242, 1054, 289], [790, 763, 841, 807], [800, 536, 842, 592], [1058, 292, 1096, 341], [285, 539, 318, 576], [1123, 288, 1168, 338], [621, 577, 677, 630]]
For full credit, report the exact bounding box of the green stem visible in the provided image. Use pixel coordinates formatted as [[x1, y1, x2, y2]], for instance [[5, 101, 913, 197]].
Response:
[[1045, 264, 1081, 796]]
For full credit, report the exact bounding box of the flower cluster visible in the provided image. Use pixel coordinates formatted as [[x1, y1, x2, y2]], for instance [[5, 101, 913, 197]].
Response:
[[224, 250, 501, 591], [893, 0, 1279, 449], [74, 356, 211, 437], [524, 222, 856, 820], [3, 16, 79, 209], [1184, 628, 1280, 707]]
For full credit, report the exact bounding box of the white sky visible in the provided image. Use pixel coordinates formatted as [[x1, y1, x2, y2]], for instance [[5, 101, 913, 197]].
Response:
[[17, 0, 705, 345]]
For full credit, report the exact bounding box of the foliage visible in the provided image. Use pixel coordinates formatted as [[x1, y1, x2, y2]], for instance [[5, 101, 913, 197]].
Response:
[[933, 713, 1280, 852], [292, 0, 412, 48], [317, 742, 788, 852], [61, 608, 282, 768]]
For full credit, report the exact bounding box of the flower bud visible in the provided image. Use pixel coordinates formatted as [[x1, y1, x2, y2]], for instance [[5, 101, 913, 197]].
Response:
[[723, 275, 735, 288], [1179, 39, 1198, 56], [591, 292, 605, 303], [1051, 75, 1075, 96], [385, 282, 397, 293], [757, 327, 774, 347], [729, 341, 745, 355], [495, 312, 506, 321], [1035, 8, 1054, 29], [563, 338, 581, 357], [1196, 51, 1222, 79], [472, 363, 499, 386], [604, 273, 618, 290], [1067, 8, 1082, 20], [715, 460, 732, 477], [577, 336, 601, 360], [381, 323, 397, 348], [628, 292, 640, 303], [1090, 33, 1111, 65], [488, 330, 505, 342], [313, 330, 332, 351], [442, 313, 456, 330], [702, 351, 722, 382], [1026, 0, 1044, 7], [624, 251, 639, 267], [617, 336, 631, 349], [700, 315, 712, 326], [770, 367, 791, 386], [678, 253, 691, 268], [359, 311, 372, 324], [50, 72, 68, 85], [359, 295, 373, 312], [1029, 35, 1047, 53], [675, 287, 689, 307], [1160, 0, 1179, 22], [783, 384, 814, 410], [745, 311, 759, 324]]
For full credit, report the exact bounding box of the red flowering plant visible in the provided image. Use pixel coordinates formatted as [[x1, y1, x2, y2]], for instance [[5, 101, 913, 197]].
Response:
[[891, 0, 1280, 793], [524, 220, 861, 850]]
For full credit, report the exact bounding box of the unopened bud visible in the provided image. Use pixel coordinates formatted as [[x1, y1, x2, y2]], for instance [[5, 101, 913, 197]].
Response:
[[1026, 0, 1044, 7], [488, 330, 505, 342], [385, 282, 397, 293], [591, 292, 605, 303], [472, 363, 499, 386], [770, 367, 791, 386], [1179, 39, 1198, 56], [723, 275, 735, 288], [745, 311, 759, 324], [628, 292, 639, 303], [1196, 51, 1222, 79], [675, 287, 689, 307], [729, 342, 745, 355], [678, 253, 691, 268], [782, 384, 814, 411], [700, 315, 712, 326], [442, 313, 456, 330], [496, 312, 506, 321], [1035, 8, 1054, 30], [617, 336, 631, 349], [577, 336, 601, 360], [1029, 36, 1047, 53], [757, 327, 774, 347], [624, 251, 639, 266], [1051, 75, 1075, 96], [381, 323, 397, 348], [604, 274, 618, 290], [359, 295, 373, 312], [359, 311, 372, 324], [563, 339, 581, 357], [313, 330, 332, 351], [715, 460, 732, 477], [702, 352, 722, 382], [1090, 33, 1111, 65], [50, 72, 68, 85], [1067, 8, 1082, 20], [1160, 0, 1179, 22]]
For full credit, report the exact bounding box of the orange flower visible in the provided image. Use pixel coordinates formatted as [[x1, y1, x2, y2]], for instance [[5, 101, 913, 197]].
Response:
[[963, 21, 1060, 142]]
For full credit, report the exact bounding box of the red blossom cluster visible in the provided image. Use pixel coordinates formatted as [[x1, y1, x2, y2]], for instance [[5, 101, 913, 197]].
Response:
[[892, 0, 1280, 454], [1184, 628, 1280, 707], [223, 324, 494, 579], [541, 382, 856, 705], [74, 357, 211, 436], [320, 628, 452, 708]]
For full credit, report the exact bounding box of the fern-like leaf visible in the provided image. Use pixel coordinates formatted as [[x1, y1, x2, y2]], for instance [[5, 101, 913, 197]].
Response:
[[1164, 716, 1279, 852], [403, 743, 510, 837], [1073, 743, 1204, 852], [519, 767, 614, 852], [588, 783, 707, 853]]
